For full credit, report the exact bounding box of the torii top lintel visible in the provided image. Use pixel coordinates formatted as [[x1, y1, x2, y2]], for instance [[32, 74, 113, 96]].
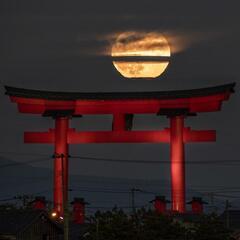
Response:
[[5, 83, 235, 115]]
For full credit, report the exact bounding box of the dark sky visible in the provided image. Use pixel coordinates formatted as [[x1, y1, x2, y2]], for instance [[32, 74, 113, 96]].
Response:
[[0, 0, 240, 197]]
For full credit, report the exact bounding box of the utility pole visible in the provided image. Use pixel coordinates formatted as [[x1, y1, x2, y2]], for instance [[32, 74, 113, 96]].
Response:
[[53, 153, 69, 240], [60, 153, 69, 240], [208, 192, 217, 213], [225, 200, 230, 229], [130, 188, 141, 214], [96, 218, 99, 240]]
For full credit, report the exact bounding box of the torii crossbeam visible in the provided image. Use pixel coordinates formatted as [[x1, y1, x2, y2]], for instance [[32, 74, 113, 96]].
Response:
[[5, 83, 235, 215]]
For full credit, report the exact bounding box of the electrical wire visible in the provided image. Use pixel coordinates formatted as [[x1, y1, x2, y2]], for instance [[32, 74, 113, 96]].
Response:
[[1, 152, 240, 208], [1, 150, 240, 166], [70, 155, 240, 165], [0, 151, 49, 157], [0, 197, 16, 202], [0, 157, 51, 169]]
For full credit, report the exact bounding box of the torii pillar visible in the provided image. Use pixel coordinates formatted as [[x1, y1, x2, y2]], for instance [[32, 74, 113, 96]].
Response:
[[158, 108, 208, 213], [170, 115, 185, 212], [54, 116, 69, 215]]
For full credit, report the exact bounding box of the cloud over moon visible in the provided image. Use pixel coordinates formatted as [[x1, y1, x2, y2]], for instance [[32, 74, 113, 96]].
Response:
[[75, 29, 220, 58]]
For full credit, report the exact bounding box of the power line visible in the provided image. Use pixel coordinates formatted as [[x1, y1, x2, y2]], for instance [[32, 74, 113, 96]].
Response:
[[1, 150, 240, 166], [0, 151, 49, 157], [0, 189, 52, 202], [208, 193, 240, 199], [1, 169, 240, 198], [0, 157, 51, 169], [86, 205, 146, 209], [70, 155, 240, 165], [69, 187, 217, 197], [71, 188, 131, 194], [0, 197, 16, 202]]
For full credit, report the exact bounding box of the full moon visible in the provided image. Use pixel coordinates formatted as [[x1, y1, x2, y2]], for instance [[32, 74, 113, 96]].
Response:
[[111, 32, 171, 79]]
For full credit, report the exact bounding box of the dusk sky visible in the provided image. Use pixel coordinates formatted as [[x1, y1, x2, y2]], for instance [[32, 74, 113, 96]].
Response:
[[0, 0, 240, 206]]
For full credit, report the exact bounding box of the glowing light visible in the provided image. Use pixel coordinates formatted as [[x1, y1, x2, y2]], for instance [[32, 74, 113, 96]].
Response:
[[111, 32, 171, 79], [51, 212, 57, 218]]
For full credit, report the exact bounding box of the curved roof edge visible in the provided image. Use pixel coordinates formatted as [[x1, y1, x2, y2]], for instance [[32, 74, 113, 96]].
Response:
[[5, 83, 236, 101]]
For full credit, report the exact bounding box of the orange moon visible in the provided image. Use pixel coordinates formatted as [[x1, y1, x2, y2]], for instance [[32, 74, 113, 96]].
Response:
[[111, 32, 171, 78]]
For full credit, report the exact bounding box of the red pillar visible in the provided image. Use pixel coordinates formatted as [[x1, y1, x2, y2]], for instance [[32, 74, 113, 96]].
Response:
[[151, 196, 170, 214], [191, 200, 203, 214], [71, 198, 88, 224], [54, 117, 69, 216], [32, 196, 46, 210], [187, 197, 207, 214], [170, 116, 185, 213]]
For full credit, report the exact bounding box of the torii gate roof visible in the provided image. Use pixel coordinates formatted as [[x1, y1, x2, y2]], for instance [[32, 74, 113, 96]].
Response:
[[5, 83, 235, 115]]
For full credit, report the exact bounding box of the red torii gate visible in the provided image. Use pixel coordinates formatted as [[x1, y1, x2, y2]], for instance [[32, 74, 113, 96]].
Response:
[[5, 83, 235, 215]]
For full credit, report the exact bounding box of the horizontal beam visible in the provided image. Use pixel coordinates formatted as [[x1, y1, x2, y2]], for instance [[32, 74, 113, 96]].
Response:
[[11, 93, 229, 115], [24, 130, 54, 143], [184, 128, 216, 142], [24, 128, 216, 144], [24, 130, 170, 144], [68, 130, 170, 143]]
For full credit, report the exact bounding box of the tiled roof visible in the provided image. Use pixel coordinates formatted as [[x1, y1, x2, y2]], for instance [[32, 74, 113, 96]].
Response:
[[0, 209, 61, 235]]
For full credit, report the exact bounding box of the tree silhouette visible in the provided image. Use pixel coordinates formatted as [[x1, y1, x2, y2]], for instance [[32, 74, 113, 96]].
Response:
[[85, 208, 233, 240]]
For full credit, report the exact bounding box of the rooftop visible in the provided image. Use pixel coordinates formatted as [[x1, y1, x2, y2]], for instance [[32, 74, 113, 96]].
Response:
[[5, 83, 235, 101], [0, 209, 62, 235]]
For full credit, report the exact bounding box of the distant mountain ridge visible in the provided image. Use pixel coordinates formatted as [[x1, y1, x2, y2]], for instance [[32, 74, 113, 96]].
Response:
[[0, 156, 170, 204], [0, 156, 218, 213]]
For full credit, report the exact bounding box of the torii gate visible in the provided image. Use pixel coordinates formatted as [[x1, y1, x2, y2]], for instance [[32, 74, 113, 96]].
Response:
[[5, 83, 235, 215]]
